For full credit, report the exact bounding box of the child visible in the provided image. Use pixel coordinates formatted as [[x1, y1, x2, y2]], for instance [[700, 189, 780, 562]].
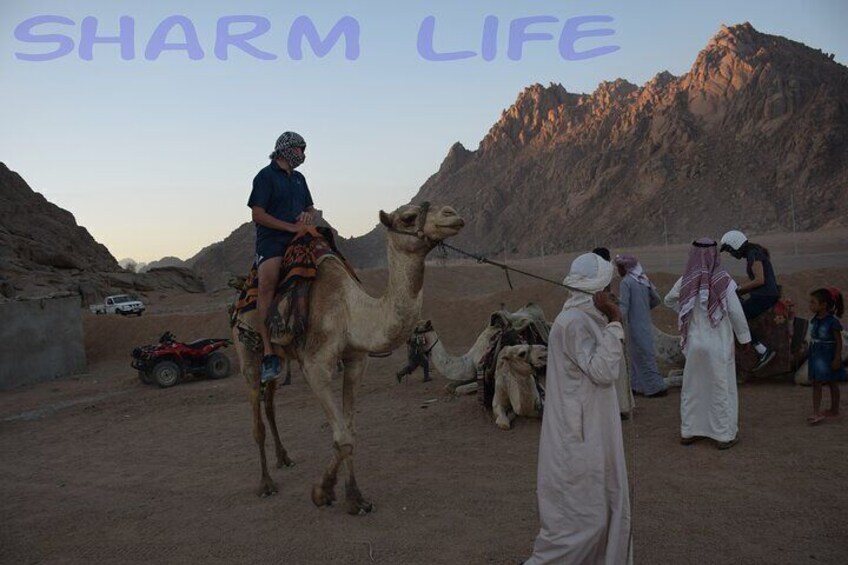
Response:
[[806, 288, 845, 425]]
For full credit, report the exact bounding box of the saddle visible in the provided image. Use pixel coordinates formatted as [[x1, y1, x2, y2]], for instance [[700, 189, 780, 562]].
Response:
[[230, 226, 359, 348]]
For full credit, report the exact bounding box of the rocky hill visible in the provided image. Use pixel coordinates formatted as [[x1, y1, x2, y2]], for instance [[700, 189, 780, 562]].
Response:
[[185, 22, 848, 271], [142, 256, 187, 272], [0, 163, 204, 303], [352, 22, 848, 265], [183, 209, 350, 289], [185, 222, 255, 289]]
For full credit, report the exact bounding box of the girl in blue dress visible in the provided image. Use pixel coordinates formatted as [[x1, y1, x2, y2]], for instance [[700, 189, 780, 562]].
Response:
[[807, 288, 845, 425]]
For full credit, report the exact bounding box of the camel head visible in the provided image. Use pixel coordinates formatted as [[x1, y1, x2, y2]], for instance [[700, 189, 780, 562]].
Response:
[[499, 344, 548, 375], [379, 202, 464, 254]]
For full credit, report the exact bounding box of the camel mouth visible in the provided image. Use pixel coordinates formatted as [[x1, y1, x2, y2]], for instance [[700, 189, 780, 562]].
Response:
[[435, 219, 465, 231]]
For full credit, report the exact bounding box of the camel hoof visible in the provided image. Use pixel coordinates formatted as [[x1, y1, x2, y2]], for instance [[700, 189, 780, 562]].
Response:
[[346, 498, 374, 516], [277, 457, 296, 469], [256, 478, 278, 497], [311, 483, 336, 507], [496, 419, 511, 431]]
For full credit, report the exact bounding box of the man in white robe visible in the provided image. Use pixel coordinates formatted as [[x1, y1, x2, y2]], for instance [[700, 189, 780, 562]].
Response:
[[664, 238, 751, 449], [526, 253, 632, 565]]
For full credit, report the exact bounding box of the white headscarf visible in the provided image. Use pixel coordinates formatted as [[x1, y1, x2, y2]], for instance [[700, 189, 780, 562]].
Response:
[[563, 253, 614, 311]]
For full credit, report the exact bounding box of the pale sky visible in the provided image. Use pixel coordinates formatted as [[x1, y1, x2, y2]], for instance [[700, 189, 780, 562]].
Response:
[[1, 0, 846, 262]]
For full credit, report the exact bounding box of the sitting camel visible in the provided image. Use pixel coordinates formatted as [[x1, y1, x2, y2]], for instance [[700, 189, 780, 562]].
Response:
[[419, 303, 549, 395], [232, 202, 464, 514], [492, 344, 547, 430], [424, 309, 683, 392], [653, 325, 685, 367], [419, 322, 498, 386]]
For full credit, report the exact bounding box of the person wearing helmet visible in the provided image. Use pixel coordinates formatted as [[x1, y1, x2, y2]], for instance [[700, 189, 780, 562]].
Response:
[[720, 230, 779, 371], [248, 131, 315, 383]]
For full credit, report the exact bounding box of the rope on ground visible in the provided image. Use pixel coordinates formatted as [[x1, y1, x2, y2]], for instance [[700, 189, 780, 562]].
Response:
[[435, 241, 593, 295]]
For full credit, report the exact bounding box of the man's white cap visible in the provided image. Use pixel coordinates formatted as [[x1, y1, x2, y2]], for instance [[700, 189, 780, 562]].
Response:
[[563, 253, 613, 293], [720, 230, 748, 251]]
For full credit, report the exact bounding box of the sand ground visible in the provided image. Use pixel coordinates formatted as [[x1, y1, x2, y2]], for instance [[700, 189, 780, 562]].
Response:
[[2, 230, 847, 564]]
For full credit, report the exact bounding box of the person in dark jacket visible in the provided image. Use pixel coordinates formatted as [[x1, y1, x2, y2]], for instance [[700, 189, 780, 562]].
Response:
[[396, 321, 433, 383], [720, 230, 779, 371]]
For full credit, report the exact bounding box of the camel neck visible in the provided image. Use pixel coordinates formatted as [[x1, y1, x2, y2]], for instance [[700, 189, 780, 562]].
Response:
[[360, 236, 426, 352], [384, 237, 425, 302]]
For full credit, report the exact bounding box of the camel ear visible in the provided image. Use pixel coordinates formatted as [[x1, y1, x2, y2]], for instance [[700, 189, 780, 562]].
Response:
[[379, 210, 393, 228]]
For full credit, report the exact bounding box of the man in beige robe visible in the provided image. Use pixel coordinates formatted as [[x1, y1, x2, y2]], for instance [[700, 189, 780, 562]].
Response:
[[525, 253, 632, 565]]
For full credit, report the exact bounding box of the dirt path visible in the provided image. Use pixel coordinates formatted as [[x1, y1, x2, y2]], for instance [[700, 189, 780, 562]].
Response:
[[1, 352, 846, 564]]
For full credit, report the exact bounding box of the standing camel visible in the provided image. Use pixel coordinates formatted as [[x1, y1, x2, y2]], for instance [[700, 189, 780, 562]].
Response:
[[232, 203, 464, 514]]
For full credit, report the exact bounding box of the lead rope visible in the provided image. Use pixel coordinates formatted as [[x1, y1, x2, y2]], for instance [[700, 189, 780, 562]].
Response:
[[435, 241, 593, 295]]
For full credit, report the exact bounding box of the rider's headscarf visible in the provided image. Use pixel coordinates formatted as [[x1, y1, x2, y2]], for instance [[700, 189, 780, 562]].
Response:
[[269, 131, 306, 169]]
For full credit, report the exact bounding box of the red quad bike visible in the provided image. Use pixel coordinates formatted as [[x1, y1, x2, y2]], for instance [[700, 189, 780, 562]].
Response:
[[132, 331, 232, 388]]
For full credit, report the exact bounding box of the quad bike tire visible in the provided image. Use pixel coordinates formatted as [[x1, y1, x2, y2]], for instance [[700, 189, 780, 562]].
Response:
[[152, 360, 181, 388], [206, 352, 231, 380], [138, 370, 153, 385]]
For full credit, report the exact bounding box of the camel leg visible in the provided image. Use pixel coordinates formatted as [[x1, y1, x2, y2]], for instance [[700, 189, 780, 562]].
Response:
[[250, 385, 277, 497], [282, 359, 292, 386], [493, 373, 512, 430], [234, 332, 277, 497], [341, 355, 373, 515], [300, 354, 352, 508], [263, 379, 295, 468]]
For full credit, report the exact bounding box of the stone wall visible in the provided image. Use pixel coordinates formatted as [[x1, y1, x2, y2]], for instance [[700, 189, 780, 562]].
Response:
[[0, 296, 87, 390]]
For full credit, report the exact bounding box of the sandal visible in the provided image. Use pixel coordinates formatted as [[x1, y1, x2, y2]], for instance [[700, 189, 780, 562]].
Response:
[[717, 437, 739, 450], [807, 414, 826, 425]]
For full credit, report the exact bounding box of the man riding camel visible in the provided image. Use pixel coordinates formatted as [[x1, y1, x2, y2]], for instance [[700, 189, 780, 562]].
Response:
[[248, 132, 316, 383], [720, 230, 779, 372]]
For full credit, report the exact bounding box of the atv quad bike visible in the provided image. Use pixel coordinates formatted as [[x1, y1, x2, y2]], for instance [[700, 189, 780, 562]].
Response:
[[132, 331, 232, 388]]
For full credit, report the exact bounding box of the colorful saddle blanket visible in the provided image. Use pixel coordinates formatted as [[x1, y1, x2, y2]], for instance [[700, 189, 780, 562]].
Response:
[[231, 226, 359, 345]]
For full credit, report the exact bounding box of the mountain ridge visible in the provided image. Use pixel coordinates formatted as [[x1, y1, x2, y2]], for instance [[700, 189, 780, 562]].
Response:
[[176, 22, 848, 275]]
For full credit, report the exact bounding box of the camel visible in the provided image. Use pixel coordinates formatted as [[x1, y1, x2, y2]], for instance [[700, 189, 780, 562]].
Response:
[[492, 344, 548, 430], [418, 303, 549, 395], [232, 202, 464, 514], [424, 313, 683, 392], [653, 325, 685, 367], [655, 327, 848, 387], [423, 324, 497, 382]]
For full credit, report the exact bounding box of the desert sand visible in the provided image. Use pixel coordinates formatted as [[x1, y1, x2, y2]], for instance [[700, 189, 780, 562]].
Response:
[[1, 230, 847, 564]]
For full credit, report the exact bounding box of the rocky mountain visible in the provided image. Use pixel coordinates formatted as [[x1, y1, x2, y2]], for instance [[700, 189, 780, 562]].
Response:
[[186, 23, 848, 272], [350, 22, 848, 265], [142, 256, 186, 272], [0, 163, 203, 303], [185, 222, 255, 289], [184, 209, 348, 289]]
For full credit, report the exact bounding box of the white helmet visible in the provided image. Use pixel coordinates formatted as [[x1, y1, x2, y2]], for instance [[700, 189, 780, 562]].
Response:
[[720, 230, 748, 252]]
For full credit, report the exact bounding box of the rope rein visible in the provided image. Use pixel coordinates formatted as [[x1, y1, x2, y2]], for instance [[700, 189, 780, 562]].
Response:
[[383, 201, 591, 295], [435, 240, 594, 296]]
